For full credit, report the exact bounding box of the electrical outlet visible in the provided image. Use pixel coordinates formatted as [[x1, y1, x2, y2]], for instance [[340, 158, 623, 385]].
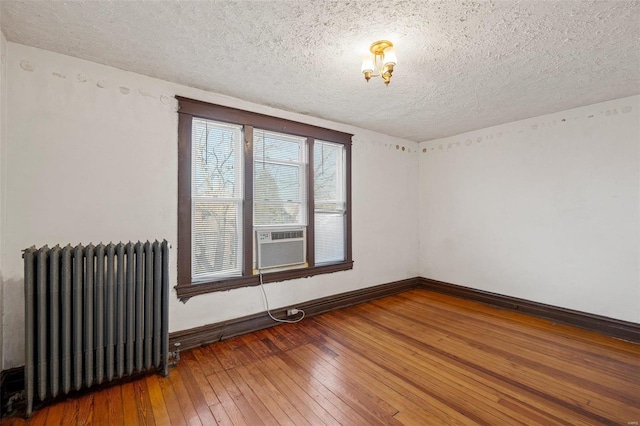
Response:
[[287, 308, 299, 317]]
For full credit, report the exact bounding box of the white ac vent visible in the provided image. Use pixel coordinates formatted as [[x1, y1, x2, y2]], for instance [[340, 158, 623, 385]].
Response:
[[256, 228, 306, 270]]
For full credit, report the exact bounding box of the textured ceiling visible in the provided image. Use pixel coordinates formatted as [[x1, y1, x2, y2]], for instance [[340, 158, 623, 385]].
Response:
[[1, 0, 639, 142]]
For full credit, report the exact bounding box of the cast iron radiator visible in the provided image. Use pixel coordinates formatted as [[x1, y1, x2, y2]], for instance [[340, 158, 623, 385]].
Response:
[[22, 240, 170, 416]]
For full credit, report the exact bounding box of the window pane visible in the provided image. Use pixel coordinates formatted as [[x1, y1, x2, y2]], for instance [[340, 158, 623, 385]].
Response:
[[191, 117, 243, 281], [254, 130, 303, 162], [253, 129, 307, 228], [192, 201, 242, 278], [254, 202, 304, 226], [254, 162, 301, 202], [314, 141, 346, 263], [315, 212, 345, 263], [314, 141, 343, 206], [192, 119, 243, 198]]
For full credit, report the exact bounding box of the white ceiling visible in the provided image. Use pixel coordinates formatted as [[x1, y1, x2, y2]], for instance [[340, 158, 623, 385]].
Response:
[[1, 0, 639, 142]]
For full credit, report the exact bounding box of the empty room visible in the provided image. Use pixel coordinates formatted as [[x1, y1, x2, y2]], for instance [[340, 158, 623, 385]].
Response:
[[0, 1, 639, 425]]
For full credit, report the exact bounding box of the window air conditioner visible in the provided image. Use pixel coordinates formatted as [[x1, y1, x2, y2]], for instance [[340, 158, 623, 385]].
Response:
[[256, 228, 306, 270]]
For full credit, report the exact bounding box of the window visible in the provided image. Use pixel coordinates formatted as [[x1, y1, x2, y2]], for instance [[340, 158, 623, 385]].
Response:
[[314, 141, 346, 264], [253, 130, 307, 229], [191, 119, 243, 280], [176, 97, 352, 299]]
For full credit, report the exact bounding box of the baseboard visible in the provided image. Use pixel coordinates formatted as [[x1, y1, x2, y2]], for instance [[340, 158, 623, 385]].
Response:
[[169, 277, 420, 350], [418, 277, 640, 343]]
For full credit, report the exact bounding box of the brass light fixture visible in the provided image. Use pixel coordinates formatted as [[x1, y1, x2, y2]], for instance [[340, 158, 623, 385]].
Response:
[[361, 40, 398, 86]]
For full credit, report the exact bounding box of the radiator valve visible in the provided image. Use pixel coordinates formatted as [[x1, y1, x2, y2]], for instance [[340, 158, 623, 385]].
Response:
[[170, 342, 181, 367], [5, 390, 25, 415]]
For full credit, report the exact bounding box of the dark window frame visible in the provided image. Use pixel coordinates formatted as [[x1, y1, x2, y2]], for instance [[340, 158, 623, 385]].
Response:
[[176, 96, 353, 300]]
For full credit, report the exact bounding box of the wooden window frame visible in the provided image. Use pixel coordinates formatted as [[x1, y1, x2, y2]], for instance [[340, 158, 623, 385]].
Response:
[[176, 97, 353, 300]]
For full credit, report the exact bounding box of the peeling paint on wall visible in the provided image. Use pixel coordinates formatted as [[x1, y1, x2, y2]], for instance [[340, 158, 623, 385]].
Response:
[[420, 99, 636, 155], [12, 55, 181, 110], [19, 60, 33, 71]]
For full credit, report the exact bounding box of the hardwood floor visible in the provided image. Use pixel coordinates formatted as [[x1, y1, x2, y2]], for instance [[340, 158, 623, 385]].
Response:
[[4, 289, 640, 425]]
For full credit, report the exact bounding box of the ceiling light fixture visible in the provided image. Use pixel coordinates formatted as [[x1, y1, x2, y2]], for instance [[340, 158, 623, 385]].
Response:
[[361, 40, 397, 86]]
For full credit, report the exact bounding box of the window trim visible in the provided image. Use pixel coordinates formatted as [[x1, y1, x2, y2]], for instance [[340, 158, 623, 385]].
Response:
[[176, 96, 353, 300]]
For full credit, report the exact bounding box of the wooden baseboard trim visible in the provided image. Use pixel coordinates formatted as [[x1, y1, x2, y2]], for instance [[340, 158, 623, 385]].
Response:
[[169, 277, 420, 350], [418, 277, 640, 343]]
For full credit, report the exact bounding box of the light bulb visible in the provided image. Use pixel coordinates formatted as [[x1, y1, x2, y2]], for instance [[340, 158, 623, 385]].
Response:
[[383, 46, 397, 66], [361, 55, 374, 73]]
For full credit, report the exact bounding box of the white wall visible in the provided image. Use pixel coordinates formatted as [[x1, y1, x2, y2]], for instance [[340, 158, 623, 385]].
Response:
[[0, 27, 7, 369], [419, 96, 640, 323], [1, 43, 420, 369]]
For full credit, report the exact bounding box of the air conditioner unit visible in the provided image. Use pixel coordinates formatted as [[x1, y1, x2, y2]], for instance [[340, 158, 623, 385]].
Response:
[[256, 228, 306, 270]]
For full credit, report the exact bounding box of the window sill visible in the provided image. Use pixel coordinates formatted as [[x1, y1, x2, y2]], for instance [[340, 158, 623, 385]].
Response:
[[175, 261, 354, 302]]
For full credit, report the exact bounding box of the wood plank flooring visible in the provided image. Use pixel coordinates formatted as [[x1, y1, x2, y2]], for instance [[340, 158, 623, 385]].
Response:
[[4, 289, 640, 425]]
